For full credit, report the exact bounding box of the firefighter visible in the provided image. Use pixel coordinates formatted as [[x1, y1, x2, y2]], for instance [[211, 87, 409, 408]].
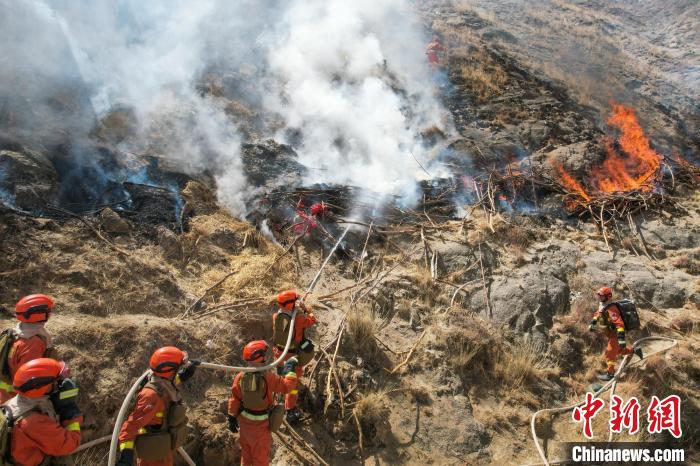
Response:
[[271, 290, 316, 423], [425, 35, 445, 68], [227, 340, 298, 466], [3, 358, 82, 466], [0, 294, 56, 403], [116, 347, 199, 466], [589, 287, 643, 381]]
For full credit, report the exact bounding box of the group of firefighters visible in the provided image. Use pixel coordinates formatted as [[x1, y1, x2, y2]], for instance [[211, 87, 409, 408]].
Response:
[[0, 285, 640, 465]]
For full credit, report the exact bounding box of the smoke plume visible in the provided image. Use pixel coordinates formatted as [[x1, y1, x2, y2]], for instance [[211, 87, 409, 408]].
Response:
[[0, 0, 449, 214]]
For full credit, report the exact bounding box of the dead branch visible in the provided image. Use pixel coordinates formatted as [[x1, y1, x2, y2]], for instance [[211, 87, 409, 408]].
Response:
[[477, 240, 492, 319], [387, 329, 427, 374], [282, 420, 330, 466], [353, 411, 365, 461]]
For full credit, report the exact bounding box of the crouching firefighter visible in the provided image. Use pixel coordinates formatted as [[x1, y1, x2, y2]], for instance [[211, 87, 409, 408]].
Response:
[[272, 290, 316, 423], [117, 347, 199, 466], [0, 358, 83, 466], [227, 340, 298, 466], [0, 294, 58, 403], [589, 287, 643, 381]]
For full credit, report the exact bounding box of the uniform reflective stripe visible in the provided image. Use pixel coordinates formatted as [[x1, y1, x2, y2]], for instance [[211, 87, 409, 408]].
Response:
[[0, 381, 15, 393], [300, 341, 310, 349], [241, 411, 269, 421], [66, 421, 80, 431], [120, 441, 135, 450], [285, 372, 297, 379], [155, 411, 164, 418], [59, 388, 79, 399], [290, 389, 298, 395]]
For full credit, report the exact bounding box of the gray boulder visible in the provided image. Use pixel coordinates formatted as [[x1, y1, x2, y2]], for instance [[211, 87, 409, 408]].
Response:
[[474, 265, 570, 330]]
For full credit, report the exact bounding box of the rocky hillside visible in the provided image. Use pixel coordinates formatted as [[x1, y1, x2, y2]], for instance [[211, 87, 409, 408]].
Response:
[[0, 1, 698, 465]]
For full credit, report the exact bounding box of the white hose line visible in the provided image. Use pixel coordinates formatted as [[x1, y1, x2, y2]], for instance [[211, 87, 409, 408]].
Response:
[[177, 447, 196, 466], [73, 435, 111, 453], [529, 336, 678, 466], [107, 225, 351, 466]]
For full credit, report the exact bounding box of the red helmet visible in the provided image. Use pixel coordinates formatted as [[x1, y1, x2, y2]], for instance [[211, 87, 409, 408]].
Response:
[[13, 358, 65, 398], [150, 346, 187, 377], [310, 202, 329, 216], [597, 286, 613, 301], [277, 290, 299, 311], [15, 294, 54, 323], [243, 340, 268, 363]]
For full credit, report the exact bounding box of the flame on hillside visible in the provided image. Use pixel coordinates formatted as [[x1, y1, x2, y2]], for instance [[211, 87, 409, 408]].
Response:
[[556, 104, 663, 199]]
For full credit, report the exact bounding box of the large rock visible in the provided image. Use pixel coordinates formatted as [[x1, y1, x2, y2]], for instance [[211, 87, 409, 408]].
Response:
[[0, 148, 58, 210], [530, 140, 602, 179], [639, 218, 700, 250], [473, 265, 570, 331], [99, 208, 130, 234]]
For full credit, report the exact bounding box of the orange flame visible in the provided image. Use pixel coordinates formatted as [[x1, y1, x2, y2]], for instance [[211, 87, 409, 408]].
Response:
[[555, 104, 662, 199], [556, 165, 590, 201]]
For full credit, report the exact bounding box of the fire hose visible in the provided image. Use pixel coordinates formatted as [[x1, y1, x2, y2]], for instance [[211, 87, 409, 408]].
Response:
[[106, 226, 350, 466], [528, 335, 678, 466]]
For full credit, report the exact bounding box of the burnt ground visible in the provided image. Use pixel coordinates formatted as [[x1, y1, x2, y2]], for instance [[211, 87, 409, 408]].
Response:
[[0, 1, 699, 465]]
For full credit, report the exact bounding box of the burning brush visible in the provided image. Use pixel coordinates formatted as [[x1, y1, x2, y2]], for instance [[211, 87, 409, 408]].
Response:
[[553, 104, 670, 217]]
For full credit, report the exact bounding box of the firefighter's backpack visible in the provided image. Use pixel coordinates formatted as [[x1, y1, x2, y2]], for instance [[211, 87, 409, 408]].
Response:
[[0, 330, 17, 381], [273, 312, 293, 348], [606, 299, 640, 331]]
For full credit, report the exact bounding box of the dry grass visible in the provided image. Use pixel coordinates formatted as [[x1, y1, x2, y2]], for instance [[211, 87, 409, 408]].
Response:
[[670, 249, 700, 275], [493, 340, 546, 390], [345, 306, 377, 357], [353, 390, 391, 443], [453, 48, 508, 103]]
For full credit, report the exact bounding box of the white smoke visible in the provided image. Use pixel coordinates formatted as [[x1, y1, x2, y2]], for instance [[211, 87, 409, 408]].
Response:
[[1, 0, 449, 214], [265, 0, 448, 202]]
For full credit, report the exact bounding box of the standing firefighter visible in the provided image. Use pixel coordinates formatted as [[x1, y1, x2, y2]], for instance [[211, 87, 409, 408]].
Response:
[[589, 287, 643, 381], [227, 340, 298, 466], [0, 294, 56, 403], [117, 347, 199, 466], [1, 358, 83, 466], [271, 290, 316, 423], [425, 35, 445, 68]]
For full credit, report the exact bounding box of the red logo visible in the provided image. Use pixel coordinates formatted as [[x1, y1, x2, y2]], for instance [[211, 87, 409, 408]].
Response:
[[572, 392, 605, 439], [647, 395, 682, 438], [609, 395, 640, 435]]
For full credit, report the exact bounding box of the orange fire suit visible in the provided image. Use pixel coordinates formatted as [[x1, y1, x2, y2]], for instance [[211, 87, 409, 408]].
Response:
[[592, 303, 632, 375], [272, 308, 316, 410], [426, 40, 445, 65], [228, 371, 298, 466], [0, 335, 47, 403], [10, 410, 82, 466], [118, 383, 176, 466]]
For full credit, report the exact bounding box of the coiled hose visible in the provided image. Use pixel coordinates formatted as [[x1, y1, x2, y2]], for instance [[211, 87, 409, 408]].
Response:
[[529, 336, 678, 466], [106, 226, 350, 466]]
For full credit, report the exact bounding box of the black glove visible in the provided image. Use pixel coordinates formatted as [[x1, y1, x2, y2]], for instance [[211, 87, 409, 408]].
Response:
[[226, 414, 238, 433], [300, 339, 314, 353], [283, 357, 299, 374], [588, 320, 597, 332], [177, 360, 200, 383], [50, 378, 82, 421], [617, 330, 627, 349], [116, 448, 135, 466]]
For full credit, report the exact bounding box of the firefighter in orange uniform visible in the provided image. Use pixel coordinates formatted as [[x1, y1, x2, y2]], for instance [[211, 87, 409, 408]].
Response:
[[3, 358, 82, 466], [589, 287, 643, 381], [227, 340, 298, 466], [271, 290, 316, 423], [116, 347, 199, 466], [0, 294, 56, 403], [425, 35, 445, 67]]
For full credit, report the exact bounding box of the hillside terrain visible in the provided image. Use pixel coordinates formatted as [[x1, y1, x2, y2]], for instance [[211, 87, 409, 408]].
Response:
[[0, 1, 698, 465]]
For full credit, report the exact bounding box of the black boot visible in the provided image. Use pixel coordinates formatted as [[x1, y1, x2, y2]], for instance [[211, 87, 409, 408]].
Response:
[[634, 347, 643, 360], [285, 408, 302, 424], [597, 372, 614, 382]]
